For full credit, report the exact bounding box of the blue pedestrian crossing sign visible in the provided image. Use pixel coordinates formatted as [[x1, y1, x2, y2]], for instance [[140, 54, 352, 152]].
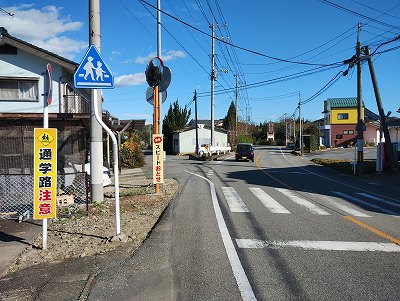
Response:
[[74, 45, 114, 89]]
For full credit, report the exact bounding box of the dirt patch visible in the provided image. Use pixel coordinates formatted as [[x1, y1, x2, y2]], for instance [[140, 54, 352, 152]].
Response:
[[6, 179, 178, 274]]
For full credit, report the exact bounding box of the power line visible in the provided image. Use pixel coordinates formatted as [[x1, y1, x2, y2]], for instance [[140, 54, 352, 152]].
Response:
[[165, 0, 209, 57], [348, 0, 400, 21], [371, 35, 400, 55], [318, 0, 399, 30], [139, 0, 343, 67], [250, 92, 299, 101], [117, 0, 155, 38], [301, 70, 344, 105], [138, 0, 209, 75], [198, 65, 341, 97], [0, 7, 14, 16]]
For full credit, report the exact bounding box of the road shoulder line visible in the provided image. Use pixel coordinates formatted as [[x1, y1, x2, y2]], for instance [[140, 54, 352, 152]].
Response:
[[185, 170, 257, 301]]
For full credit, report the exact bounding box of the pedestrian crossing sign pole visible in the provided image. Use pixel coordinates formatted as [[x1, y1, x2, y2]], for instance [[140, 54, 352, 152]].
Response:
[[74, 45, 114, 89]]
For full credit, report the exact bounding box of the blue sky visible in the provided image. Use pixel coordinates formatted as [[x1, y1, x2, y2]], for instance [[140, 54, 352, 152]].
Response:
[[1, 0, 399, 124]]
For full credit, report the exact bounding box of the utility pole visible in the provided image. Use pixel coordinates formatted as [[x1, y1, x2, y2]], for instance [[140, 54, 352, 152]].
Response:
[[157, 0, 162, 136], [284, 113, 287, 146], [364, 46, 397, 171], [89, 0, 103, 202], [299, 93, 303, 155], [293, 118, 296, 145], [194, 90, 199, 154], [245, 103, 248, 134], [356, 22, 364, 175], [210, 23, 216, 146], [235, 73, 239, 142]]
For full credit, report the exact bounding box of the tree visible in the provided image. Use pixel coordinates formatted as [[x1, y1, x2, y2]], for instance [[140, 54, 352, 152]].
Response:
[[223, 101, 236, 131], [223, 101, 236, 144], [274, 121, 286, 145], [303, 121, 320, 151], [162, 100, 191, 153]]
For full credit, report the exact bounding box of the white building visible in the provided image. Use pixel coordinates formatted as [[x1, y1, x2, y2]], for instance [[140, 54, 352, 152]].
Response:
[[172, 125, 229, 154]]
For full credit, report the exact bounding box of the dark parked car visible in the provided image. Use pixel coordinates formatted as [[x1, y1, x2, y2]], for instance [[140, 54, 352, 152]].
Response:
[[235, 143, 254, 162]]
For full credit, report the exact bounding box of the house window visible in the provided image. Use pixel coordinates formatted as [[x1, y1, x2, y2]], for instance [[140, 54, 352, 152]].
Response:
[[337, 113, 349, 120], [0, 79, 39, 101]]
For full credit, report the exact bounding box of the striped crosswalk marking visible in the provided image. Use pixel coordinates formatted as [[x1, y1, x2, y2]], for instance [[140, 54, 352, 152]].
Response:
[[276, 188, 331, 215], [236, 239, 400, 252], [249, 187, 291, 214], [222, 187, 250, 212], [333, 191, 399, 216], [356, 192, 400, 209], [313, 193, 370, 217]]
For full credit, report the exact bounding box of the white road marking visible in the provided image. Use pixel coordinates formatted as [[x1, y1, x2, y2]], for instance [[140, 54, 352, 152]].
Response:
[[236, 239, 400, 252], [185, 171, 257, 301], [249, 188, 291, 214], [222, 187, 250, 213], [333, 191, 399, 216], [310, 193, 371, 217], [356, 192, 400, 209], [276, 188, 331, 215], [214, 154, 235, 164], [277, 147, 399, 203]]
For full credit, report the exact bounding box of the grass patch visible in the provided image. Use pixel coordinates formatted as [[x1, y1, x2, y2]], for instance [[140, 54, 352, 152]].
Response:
[[311, 158, 377, 174]]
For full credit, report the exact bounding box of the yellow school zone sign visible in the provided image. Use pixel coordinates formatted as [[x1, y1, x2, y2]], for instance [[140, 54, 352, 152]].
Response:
[[33, 128, 57, 219]]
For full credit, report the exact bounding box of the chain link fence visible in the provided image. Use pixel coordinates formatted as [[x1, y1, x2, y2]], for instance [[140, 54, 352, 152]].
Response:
[[0, 122, 90, 220], [0, 172, 89, 220]]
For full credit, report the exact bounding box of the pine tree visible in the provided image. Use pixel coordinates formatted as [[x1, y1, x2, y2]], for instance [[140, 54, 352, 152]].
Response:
[[162, 100, 191, 153], [223, 101, 236, 143], [223, 101, 236, 131]]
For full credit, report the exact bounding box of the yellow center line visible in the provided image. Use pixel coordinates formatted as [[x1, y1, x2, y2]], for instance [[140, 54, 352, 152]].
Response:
[[343, 216, 400, 245], [256, 148, 400, 246], [255, 150, 294, 190]]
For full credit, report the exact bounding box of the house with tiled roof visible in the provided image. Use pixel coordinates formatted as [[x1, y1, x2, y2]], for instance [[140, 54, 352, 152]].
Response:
[[0, 27, 144, 218], [320, 97, 380, 147]]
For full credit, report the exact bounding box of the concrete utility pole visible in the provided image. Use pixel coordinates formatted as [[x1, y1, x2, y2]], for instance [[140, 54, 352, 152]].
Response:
[[364, 46, 397, 171], [293, 118, 296, 145], [89, 0, 104, 202], [210, 23, 216, 146], [356, 22, 364, 175], [235, 74, 239, 142], [194, 90, 199, 153], [284, 113, 288, 146], [299, 93, 303, 155], [157, 0, 162, 135]]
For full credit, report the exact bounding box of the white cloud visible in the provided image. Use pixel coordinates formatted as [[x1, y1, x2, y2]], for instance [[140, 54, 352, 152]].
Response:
[[0, 4, 86, 59], [135, 52, 157, 64], [162, 50, 186, 61], [135, 50, 186, 64], [34, 36, 87, 60], [115, 73, 146, 87]]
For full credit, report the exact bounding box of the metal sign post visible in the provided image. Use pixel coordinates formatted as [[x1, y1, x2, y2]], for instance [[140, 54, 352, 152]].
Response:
[[145, 57, 168, 194], [74, 47, 122, 237], [35, 63, 56, 250]]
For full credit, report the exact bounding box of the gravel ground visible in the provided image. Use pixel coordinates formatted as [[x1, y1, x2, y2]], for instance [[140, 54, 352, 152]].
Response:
[[5, 178, 178, 275]]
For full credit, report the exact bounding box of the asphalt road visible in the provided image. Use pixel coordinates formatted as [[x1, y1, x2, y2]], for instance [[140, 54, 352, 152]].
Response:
[[88, 147, 400, 300]]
